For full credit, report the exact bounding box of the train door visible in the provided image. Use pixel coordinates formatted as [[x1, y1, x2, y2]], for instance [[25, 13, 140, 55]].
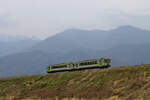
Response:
[[69, 64, 73, 69], [99, 59, 105, 65]]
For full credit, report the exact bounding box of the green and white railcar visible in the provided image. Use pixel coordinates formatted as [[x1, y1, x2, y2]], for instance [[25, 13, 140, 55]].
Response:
[[47, 58, 111, 73]]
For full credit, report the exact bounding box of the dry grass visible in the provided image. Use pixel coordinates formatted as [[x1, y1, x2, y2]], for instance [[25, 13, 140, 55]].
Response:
[[0, 65, 150, 100]]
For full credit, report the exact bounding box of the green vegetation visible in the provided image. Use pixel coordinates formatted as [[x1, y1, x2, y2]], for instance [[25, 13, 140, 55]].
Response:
[[0, 65, 150, 100]]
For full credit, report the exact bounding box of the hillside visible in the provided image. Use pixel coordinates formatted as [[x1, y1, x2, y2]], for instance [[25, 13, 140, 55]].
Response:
[[0, 65, 150, 100]]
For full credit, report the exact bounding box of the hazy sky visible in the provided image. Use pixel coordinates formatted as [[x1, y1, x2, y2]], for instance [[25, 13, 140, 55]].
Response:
[[0, 0, 150, 39]]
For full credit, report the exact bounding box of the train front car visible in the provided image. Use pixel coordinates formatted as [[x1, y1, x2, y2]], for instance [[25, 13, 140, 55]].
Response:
[[77, 58, 111, 70], [46, 58, 111, 73]]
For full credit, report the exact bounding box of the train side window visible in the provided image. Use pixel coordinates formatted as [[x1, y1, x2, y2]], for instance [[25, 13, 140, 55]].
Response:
[[52, 65, 67, 69]]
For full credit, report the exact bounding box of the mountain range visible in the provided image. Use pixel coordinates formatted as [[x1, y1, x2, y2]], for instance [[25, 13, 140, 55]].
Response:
[[0, 35, 40, 57], [0, 25, 150, 77]]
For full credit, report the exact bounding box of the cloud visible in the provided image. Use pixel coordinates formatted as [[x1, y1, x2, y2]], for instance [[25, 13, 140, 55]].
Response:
[[97, 9, 150, 29], [0, 0, 150, 38], [0, 12, 17, 29]]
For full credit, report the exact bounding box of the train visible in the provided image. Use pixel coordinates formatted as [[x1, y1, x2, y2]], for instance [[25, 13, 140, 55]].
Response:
[[47, 58, 111, 73]]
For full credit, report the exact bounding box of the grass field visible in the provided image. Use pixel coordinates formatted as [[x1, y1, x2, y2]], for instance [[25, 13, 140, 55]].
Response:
[[0, 65, 150, 100]]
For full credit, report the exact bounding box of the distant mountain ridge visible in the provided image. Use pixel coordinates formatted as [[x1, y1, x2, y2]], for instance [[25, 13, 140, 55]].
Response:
[[0, 35, 40, 57], [0, 34, 40, 42], [43, 25, 150, 50], [0, 25, 150, 77]]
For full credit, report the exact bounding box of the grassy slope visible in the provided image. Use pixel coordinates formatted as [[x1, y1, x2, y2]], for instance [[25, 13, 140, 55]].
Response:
[[0, 65, 150, 100]]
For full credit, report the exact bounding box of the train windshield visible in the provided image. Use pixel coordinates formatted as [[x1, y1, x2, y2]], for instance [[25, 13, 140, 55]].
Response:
[[104, 59, 111, 63]]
